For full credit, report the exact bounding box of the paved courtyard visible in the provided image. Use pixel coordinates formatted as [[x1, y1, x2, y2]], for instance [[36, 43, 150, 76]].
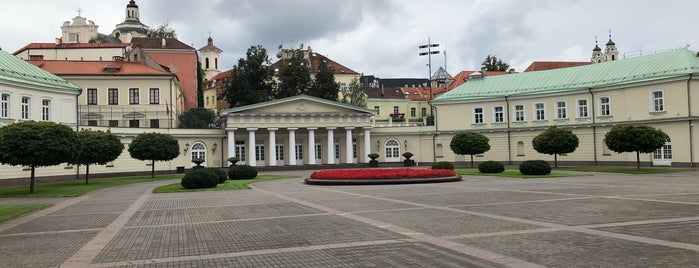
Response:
[[1, 170, 699, 267]]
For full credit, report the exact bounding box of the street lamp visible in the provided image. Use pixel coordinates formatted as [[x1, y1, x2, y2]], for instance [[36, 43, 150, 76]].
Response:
[[419, 37, 439, 116]]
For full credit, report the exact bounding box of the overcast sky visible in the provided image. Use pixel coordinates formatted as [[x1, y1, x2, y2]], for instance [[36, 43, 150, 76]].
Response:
[[2, 0, 698, 78]]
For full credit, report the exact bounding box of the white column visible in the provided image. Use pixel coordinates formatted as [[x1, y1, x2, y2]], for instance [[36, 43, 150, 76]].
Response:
[[247, 128, 257, 166], [363, 127, 372, 163], [308, 128, 317, 165], [345, 127, 354, 164], [268, 128, 277, 167], [226, 128, 237, 160], [288, 128, 297, 166], [327, 127, 336, 164]]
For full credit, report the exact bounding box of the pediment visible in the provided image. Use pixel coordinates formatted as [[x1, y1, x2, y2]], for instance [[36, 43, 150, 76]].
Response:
[[222, 95, 375, 116]]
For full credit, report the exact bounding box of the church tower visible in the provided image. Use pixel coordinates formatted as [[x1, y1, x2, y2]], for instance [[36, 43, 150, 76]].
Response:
[[604, 31, 618, 62], [111, 0, 149, 42], [198, 35, 223, 80], [591, 37, 604, 63]]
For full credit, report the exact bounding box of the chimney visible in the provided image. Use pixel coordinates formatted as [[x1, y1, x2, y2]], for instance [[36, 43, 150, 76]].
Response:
[[480, 67, 487, 76], [113, 56, 124, 62], [509, 68, 516, 74]]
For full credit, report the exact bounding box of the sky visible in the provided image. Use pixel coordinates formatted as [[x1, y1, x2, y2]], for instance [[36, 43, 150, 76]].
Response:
[[2, 0, 698, 78]]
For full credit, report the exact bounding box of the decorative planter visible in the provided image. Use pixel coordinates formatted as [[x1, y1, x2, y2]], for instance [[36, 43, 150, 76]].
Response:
[[305, 168, 461, 185]]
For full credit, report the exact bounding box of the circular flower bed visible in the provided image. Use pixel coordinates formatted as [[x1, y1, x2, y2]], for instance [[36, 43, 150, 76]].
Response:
[[305, 168, 461, 185]]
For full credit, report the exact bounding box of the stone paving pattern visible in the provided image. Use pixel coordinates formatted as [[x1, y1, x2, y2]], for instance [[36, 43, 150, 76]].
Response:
[[0, 170, 698, 267]]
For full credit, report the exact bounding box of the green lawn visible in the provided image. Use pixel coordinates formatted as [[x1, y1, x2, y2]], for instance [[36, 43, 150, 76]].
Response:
[[0, 204, 51, 222], [456, 169, 584, 179], [554, 166, 695, 174], [0, 175, 183, 198], [152, 175, 298, 193]]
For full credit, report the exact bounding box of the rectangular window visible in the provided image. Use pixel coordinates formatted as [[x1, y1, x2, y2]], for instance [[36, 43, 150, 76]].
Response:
[[421, 107, 427, 117], [473, 107, 484, 124], [393, 106, 399, 114], [514, 105, 525, 122], [535, 103, 545, 120], [493, 106, 504, 123], [652, 91, 664, 112], [87, 120, 98, 126], [577, 99, 588, 118], [129, 88, 139, 104], [599, 97, 611, 116], [410, 107, 416, 117], [41, 99, 51, 121], [150, 119, 159, 128], [374, 106, 380, 115], [235, 141, 246, 162], [255, 143, 265, 161], [315, 142, 322, 160], [108, 88, 118, 105], [340, 83, 347, 93], [21, 96, 30, 120], [87, 88, 97, 105], [149, 88, 160, 104], [109, 120, 118, 127], [68, 33, 79, 43], [556, 101, 567, 119], [1, 93, 9, 118], [129, 119, 139, 128]]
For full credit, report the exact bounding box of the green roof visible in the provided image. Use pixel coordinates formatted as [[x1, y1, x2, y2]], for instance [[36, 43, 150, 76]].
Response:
[[433, 48, 699, 103], [0, 50, 81, 92]]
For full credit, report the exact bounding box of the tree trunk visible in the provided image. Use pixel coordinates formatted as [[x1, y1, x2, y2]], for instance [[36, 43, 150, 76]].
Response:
[[85, 164, 90, 185], [29, 165, 35, 194], [151, 160, 156, 178], [470, 155, 474, 168], [554, 154, 558, 168], [636, 151, 641, 169]]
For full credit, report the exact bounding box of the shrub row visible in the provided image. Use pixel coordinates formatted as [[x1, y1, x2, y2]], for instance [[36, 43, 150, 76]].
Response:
[[181, 165, 258, 189]]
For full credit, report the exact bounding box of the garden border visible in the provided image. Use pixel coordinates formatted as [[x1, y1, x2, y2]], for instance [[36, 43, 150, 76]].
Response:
[[304, 175, 462, 185]]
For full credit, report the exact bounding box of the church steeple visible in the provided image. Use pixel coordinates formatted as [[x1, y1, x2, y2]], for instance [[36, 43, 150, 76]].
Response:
[[591, 36, 604, 63], [604, 30, 618, 62], [112, 0, 149, 42], [199, 33, 223, 80], [125, 0, 140, 22]]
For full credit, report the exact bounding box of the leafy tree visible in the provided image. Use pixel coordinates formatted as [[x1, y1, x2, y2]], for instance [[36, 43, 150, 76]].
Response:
[[220, 45, 275, 107], [604, 125, 667, 169], [72, 129, 124, 184], [128, 133, 180, 178], [340, 78, 367, 107], [179, 107, 217, 128], [481, 54, 510, 71], [308, 59, 339, 101], [450, 131, 490, 167], [196, 56, 205, 108], [0, 122, 78, 193], [275, 49, 311, 99], [532, 126, 579, 168], [147, 23, 177, 38]]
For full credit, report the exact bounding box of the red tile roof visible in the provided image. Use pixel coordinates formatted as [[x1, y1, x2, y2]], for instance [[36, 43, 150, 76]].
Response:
[[206, 69, 234, 88], [523, 61, 591, 72], [270, 51, 359, 75], [447, 70, 511, 89], [13, 43, 130, 55], [131, 37, 195, 50], [28, 59, 173, 76]]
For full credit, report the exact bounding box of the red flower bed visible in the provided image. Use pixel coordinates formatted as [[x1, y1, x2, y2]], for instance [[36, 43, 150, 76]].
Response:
[[310, 168, 456, 180]]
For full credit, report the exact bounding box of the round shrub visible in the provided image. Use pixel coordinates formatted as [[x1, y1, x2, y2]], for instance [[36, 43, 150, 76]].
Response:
[[519, 160, 552, 175], [478, 161, 505, 173], [431, 161, 454, 170], [208, 167, 228, 183], [228, 164, 258, 180], [181, 168, 219, 189]]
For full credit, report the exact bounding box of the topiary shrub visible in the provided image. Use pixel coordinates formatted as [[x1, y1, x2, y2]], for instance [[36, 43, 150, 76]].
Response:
[[208, 167, 228, 183], [519, 160, 552, 175], [478, 161, 505, 173], [432, 161, 454, 170], [228, 164, 258, 180], [181, 168, 219, 189]]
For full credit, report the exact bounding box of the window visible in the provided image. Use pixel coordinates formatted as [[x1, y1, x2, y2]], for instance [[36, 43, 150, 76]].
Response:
[[235, 141, 246, 162], [340, 83, 347, 93], [129, 119, 139, 128], [87, 120, 98, 126], [206, 96, 209, 106], [577, 99, 589, 118], [651, 90, 664, 112], [205, 58, 210, 69], [21, 96, 30, 120], [296, 143, 303, 161], [275, 142, 284, 161], [352, 139, 358, 158], [374, 106, 380, 115], [108, 88, 118, 105], [87, 88, 97, 105], [109, 120, 118, 127], [41, 99, 51, 121], [191, 142, 206, 165], [385, 139, 400, 161], [150, 119, 159, 128], [393, 106, 399, 114], [315, 141, 322, 160], [255, 142, 265, 161], [473, 107, 484, 124], [129, 88, 139, 104], [421, 107, 427, 117], [555, 101, 567, 119], [410, 107, 416, 117], [535, 103, 545, 121], [514, 105, 525, 122], [149, 88, 160, 104], [68, 33, 79, 43], [599, 97, 611, 116], [493, 106, 504, 123], [1, 93, 10, 118]]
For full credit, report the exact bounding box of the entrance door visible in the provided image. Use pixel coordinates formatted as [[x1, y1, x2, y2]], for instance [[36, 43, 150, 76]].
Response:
[[255, 142, 265, 166], [653, 135, 672, 166], [190, 142, 207, 167], [385, 139, 401, 162], [352, 138, 358, 163], [295, 142, 303, 165], [315, 141, 322, 163], [334, 141, 341, 164], [275, 141, 285, 166], [235, 141, 246, 165]]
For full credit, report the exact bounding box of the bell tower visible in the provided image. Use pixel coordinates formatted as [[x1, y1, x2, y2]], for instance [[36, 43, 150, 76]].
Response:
[[604, 30, 618, 62], [591, 36, 604, 63]]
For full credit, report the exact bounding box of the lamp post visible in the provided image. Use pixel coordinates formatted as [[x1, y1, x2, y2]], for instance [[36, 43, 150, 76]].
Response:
[[419, 37, 439, 116]]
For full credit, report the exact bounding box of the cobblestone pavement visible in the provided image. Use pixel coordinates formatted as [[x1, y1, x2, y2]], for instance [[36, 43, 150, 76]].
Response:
[[1, 170, 699, 267]]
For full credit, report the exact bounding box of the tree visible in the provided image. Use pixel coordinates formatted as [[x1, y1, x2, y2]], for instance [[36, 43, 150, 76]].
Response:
[[308, 59, 339, 101], [532, 126, 579, 168], [0, 122, 78, 193], [220, 45, 275, 107], [604, 125, 667, 169], [450, 131, 490, 167], [128, 133, 180, 178], [340, 78, 367, 107], [147, 23, 177, 38], [481, 54, 510, 71], [179, 107, 217, 128], [72, 129, 124, 184], [196, 56, 205, 108], [275, 49, 312, 99]]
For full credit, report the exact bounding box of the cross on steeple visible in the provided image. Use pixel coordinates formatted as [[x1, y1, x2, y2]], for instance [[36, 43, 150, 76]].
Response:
[[77, 8, 82, 17]]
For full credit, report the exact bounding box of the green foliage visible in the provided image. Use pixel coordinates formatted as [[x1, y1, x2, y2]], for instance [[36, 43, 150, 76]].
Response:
[[604, 125, 667, 169], [276, 49, 312, 99], [532, 126, 579, 167], [181, 168, 219, 189], [147, 23, 177, 38], [227, 164, 258, 180], [519, 160, 552, 175], [72, 129, 124, 184], [481, 54, 510, 71], [179, 107, 217, 128], [0, 121, 78, 193], [478, 161, 505, 173], [450, 131, 490, 167], [128, 133, 179, 177], [0, 204, 50, 222], [208, 167, 228, 183], [340, 78, 367, 107], [431, 161, 455, 170], [308, 58, 339, 101], [153, 175, 296, 193], [220, 45, 275, 107], [196, 57, 205, 107]]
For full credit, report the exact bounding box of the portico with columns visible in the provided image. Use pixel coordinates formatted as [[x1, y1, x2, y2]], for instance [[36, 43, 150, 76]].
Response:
[[221, 95, 376, 167]]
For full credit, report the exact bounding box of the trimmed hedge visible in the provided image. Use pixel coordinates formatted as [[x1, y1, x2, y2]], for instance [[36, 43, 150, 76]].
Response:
[[181, 168, 219, 189], [519, 160, 552, 175], [432, 161, 455, 170], [478, 161, 505, 173], [208, 167, 228, 183], [228, 164, 258, 180]]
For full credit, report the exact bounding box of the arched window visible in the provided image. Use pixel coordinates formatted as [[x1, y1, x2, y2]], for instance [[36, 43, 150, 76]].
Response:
[[190, 142, 207, 166], [385, 139, 400, 162], [653, 135, 672, 166], [205, 58, 210, 69]]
